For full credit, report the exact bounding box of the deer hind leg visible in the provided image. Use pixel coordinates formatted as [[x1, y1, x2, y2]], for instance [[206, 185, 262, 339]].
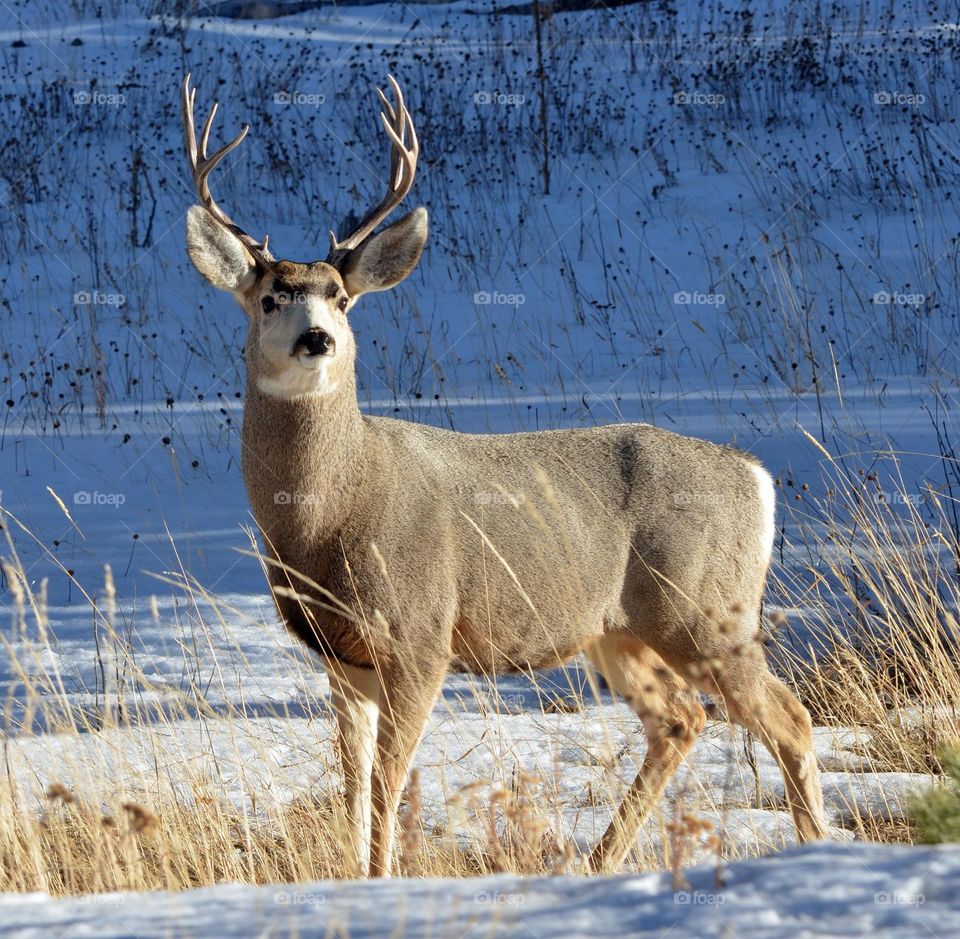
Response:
[[709, 648, 828, 844], [326, 660, 381, 878], [585, 635, 706, 874], [369, 657, 447, 878]]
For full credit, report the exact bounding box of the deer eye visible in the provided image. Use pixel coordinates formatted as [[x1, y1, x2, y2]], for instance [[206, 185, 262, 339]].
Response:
[[337, 297, 348, 312], [261, 295, 276, 314]]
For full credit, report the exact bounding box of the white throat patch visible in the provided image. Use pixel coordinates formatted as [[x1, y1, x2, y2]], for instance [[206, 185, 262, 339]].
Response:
[[257, 357, 339, 400]]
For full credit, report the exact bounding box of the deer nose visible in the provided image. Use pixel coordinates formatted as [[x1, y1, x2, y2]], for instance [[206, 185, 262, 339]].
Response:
[[293, 328, 335, 357]]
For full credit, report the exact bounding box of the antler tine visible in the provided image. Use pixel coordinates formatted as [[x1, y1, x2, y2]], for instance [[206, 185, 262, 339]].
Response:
[[181, 73, 272, 265], [379, 74, 418, 200], [380, 107, 418, 191], [376, 85, 397, 125], [376, 85, 404, 191], [198, 102, 219, 161], [194, 124, 250, 200], [326, 75, 420, 265]]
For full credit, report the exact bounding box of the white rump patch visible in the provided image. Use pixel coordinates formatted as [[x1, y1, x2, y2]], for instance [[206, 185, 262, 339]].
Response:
[[750, 462, 777, 559]]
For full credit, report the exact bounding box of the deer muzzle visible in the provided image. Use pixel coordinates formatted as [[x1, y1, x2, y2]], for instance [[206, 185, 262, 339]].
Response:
[[293, 328, 336, 359]]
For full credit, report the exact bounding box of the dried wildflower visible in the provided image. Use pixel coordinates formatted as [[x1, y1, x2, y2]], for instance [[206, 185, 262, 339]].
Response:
[[122, 802, 158, 835], [46, 783, 74, 804]]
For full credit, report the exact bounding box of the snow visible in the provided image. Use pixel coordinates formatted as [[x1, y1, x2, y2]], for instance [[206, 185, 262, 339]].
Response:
[[0, 843, 957, 937], [0, 0, 958, 931], [8, 702, 903, 861]]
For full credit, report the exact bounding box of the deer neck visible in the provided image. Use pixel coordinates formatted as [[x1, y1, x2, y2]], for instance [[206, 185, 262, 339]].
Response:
[[241, 367, 366, 553]]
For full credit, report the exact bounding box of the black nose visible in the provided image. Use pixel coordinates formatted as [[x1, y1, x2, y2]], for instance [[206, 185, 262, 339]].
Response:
[[294, 328, 334, 357]]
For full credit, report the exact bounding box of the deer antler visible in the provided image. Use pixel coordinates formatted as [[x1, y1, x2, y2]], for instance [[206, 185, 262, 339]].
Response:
[[181, 74, 273, 265], [326, 75, 419, 267]]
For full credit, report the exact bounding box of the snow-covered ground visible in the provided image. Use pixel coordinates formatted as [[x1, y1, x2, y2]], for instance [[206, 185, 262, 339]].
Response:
[[1, 843, 957, 938], [1, 0, 958, 932], [5, 687, 931, 861]]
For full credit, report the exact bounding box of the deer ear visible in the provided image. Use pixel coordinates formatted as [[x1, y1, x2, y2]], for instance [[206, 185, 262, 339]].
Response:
[[186, 205, 259, 293], [340, 207, 428, 298]]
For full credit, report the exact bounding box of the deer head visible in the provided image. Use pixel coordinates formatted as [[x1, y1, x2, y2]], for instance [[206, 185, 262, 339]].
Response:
[[181, 74, 428, 400]]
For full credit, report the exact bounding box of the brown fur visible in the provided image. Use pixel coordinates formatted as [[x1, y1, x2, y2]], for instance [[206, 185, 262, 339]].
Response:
[[183, 82, 828, 877], [237, 332, 829, 873]]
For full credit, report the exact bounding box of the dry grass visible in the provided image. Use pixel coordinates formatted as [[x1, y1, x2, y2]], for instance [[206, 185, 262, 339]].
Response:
[[4, 788, 346, 895], [0, 520, 586, 895], [836, 807, 919, 845], [771, 439, 960, 779], [0, 765, 576, 895], [1, 442, 959, 898]]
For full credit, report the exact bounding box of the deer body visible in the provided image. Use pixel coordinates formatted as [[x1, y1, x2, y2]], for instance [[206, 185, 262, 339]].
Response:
[[182, 74, 828, 878], [247, 393, 767, 674]]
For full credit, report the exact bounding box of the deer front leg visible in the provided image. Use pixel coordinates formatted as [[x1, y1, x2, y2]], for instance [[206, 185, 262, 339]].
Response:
[[326, 660, 381, 878], [368, 658, 447, 878]]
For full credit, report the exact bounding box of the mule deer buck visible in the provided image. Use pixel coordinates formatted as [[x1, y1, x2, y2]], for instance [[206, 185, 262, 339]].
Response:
[[181, 73, 828, 878]]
